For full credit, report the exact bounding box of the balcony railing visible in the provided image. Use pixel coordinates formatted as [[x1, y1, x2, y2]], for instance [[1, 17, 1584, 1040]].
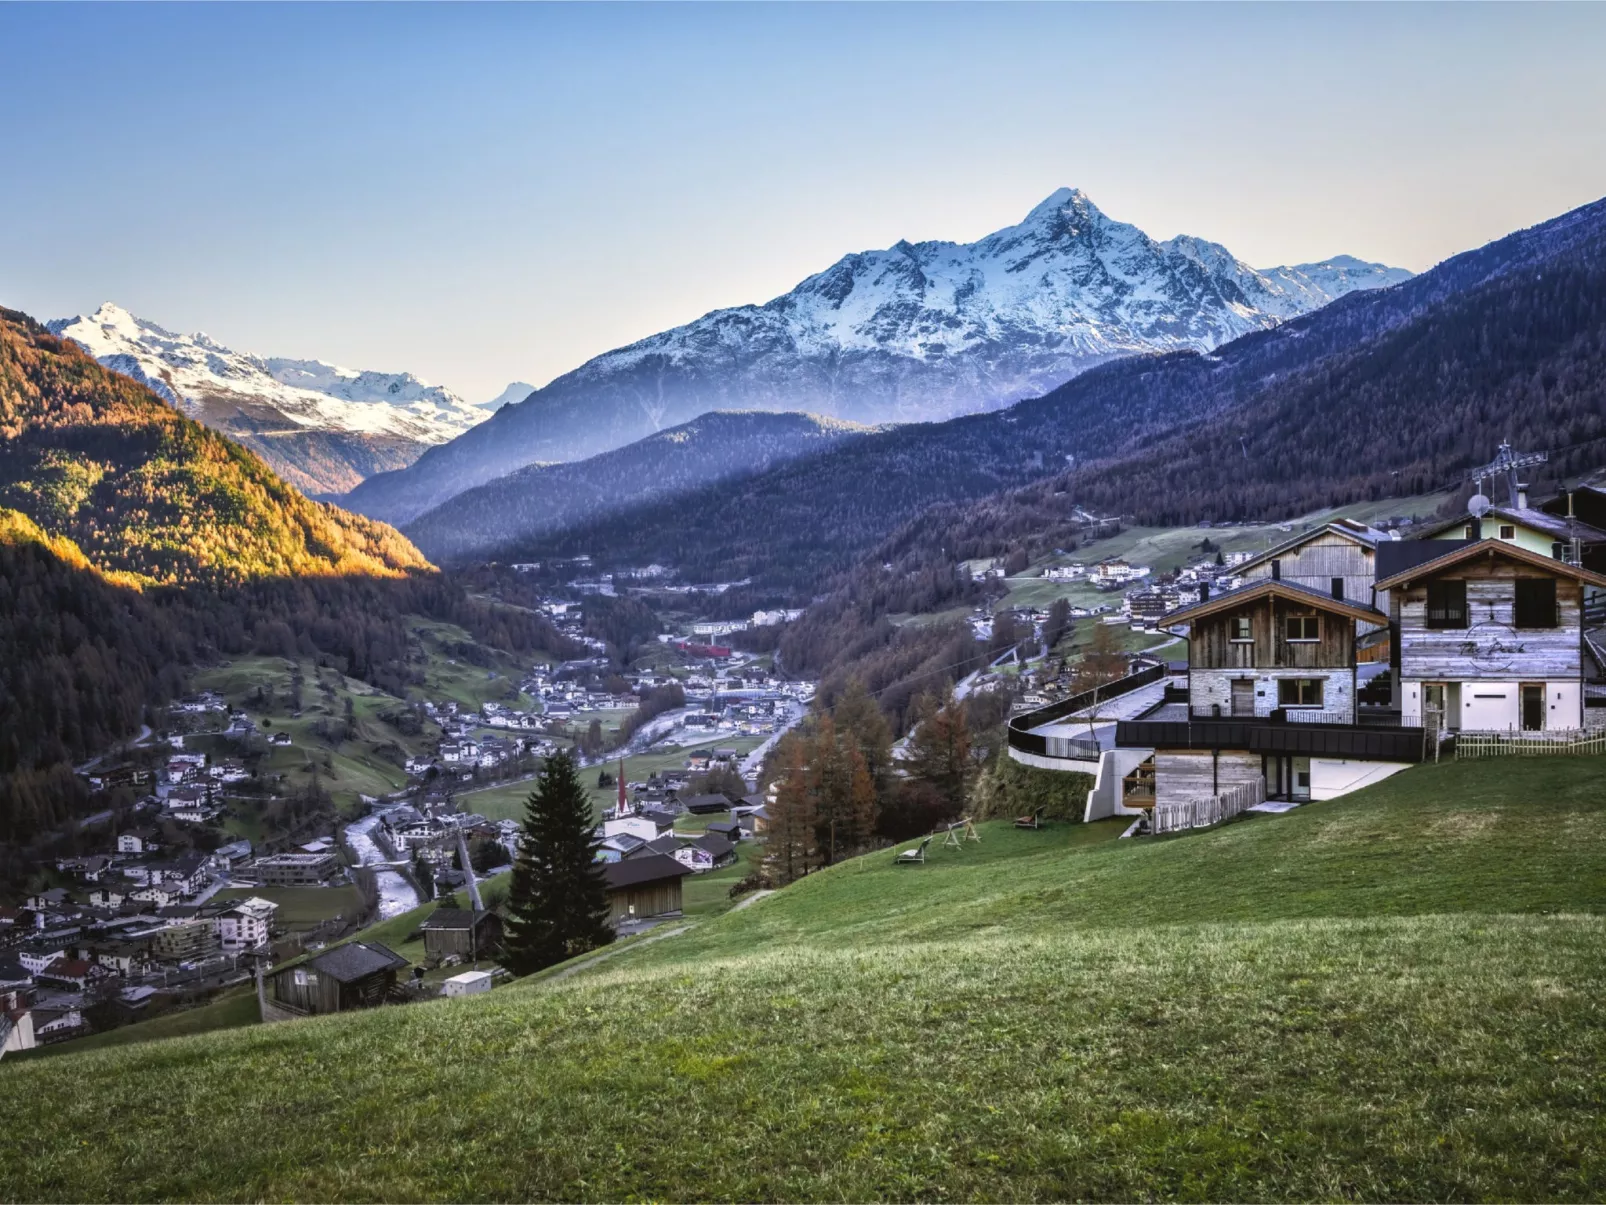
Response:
[[1006, 662, 1169, 762], [1116, 714, 1431, 763]]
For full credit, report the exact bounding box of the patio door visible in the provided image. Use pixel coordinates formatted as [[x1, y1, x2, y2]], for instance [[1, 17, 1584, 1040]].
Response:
[[1521, 683, 1545, 732]]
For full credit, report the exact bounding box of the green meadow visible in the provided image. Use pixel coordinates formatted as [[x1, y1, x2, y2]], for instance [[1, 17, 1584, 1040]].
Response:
[[2, 756, 1603, 1201]]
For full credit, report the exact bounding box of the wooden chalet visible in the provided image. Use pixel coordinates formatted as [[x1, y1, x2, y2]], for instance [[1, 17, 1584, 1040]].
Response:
[[1374, 538, 1606, 734], [260, 940, 410, 1022], [601, 854, 691, 925], [419, 908, 503, 962]]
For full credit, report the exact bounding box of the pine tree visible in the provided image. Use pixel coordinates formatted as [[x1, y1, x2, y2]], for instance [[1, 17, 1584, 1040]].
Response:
[[831, 679, 894, 790], [503, 750, 614, 976]]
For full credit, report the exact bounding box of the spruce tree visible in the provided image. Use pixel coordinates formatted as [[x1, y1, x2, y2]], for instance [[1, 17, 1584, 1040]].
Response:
[[503, 750, 614, 976]]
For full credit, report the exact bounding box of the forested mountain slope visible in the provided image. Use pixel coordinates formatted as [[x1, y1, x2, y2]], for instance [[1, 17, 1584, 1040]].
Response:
[[517, 193, 1606, 596], [0, 307, 431, 587], [403, 411, 871, 564]]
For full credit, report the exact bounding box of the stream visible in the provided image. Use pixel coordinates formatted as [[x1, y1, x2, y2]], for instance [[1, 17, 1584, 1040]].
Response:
[[344, 814, 421, 920]]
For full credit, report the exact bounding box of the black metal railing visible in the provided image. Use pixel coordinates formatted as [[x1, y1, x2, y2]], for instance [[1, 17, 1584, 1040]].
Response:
[[1007, 661, 1169, 760], [1115, 714, 1430, 763]]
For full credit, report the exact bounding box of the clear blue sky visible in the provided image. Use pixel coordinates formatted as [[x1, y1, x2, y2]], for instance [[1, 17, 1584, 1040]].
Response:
[[3, 2, 1604, 402]]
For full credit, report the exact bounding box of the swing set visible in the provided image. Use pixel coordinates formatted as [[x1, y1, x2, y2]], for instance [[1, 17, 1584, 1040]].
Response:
[[941, 817, 981, 848]]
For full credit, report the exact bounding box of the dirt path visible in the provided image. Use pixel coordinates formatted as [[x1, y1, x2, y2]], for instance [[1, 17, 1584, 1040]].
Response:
[[730, 889, 774, 912], [542, 922, 694, 984]]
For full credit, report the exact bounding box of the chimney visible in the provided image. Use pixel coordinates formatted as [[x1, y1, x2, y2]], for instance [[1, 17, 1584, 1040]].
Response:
[[1270, 560, 1281, 581], [1567, 489, 1576, 518], [1517, 483, 1529, 510], [1470, 516, 1483, 540], [1199, 583, 1210, 603]]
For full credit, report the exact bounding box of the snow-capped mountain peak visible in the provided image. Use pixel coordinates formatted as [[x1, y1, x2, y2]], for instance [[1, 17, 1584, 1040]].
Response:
[[48, 303, 492, 443]]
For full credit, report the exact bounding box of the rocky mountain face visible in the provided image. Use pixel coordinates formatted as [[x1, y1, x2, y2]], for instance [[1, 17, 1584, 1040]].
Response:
[[403, 410, 872, 564], [347, 188, 1410, 524], [47, 304, 517, 495], [501, 193, 1606, 599]]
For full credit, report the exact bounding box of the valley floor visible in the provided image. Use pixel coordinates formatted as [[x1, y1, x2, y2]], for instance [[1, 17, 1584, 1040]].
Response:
[[2, 758, 1603, 1201]]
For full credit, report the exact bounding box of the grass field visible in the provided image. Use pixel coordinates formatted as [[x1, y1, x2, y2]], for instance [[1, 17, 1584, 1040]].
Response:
[[10, 989, 262, 1062], [3, 756, 1603, 1200], [212, 885, 367, 932]]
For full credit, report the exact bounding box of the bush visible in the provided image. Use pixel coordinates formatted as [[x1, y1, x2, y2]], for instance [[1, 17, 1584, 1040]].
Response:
[[970, 752, 1093, 823]]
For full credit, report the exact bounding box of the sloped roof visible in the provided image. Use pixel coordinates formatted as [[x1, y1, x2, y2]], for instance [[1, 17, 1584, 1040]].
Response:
[[419, 908, 491, 931], [1162, 578, 1386, 628], [1374, 537, 1606, 591], [1417, 506, 1606, 544], [602, 854, 692, 890], [308, 940, 410, 984], [1236, 519, 1387, 574]]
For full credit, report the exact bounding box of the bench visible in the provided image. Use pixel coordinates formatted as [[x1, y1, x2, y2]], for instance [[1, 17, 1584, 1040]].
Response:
[[894, 835, 932, 865]]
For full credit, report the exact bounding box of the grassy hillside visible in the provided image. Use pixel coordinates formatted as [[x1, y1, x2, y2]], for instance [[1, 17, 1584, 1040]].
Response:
[[2, 758, 1603, 1201]]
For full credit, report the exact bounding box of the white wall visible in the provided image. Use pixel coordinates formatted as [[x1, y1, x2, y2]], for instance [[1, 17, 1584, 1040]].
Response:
[[1308, 758, 1411, 800], [1082, 747, 1154, 821]]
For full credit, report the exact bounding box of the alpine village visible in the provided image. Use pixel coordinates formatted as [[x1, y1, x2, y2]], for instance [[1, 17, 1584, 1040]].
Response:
[[3, 8, 1606, 1201]]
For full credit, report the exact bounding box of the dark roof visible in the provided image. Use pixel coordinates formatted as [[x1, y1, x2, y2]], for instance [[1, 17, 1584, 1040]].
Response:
[[602, 854, 692, 890], [1374, 537, 1606, 590], [639, 835, 685, 856], [308, 940, 410, 984], [419, 908, 490, 931], [705, 821, 740, 837], [1375, 538, 1475, 581], [692, 834, 735, 858], [1418, 506, 1606, 544], [740, 793, 766, 808], [1163, 578, 1386, 627], [680, 794, 731, 814]]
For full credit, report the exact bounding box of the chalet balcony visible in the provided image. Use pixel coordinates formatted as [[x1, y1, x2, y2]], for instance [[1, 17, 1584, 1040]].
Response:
[[1114, 708, 1431, 763]]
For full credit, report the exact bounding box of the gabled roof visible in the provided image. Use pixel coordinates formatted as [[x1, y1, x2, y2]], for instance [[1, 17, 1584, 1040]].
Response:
[[1417, 506, 1606, 545], [602, 854, 692, 890], [1374, 537, 1606, 590], [419, 908, 492, 931], [1236, 518, 1387, 574], [692, 834, 735, 858], [307, 940, 410, 984], [1161, 578, 1386, 628]]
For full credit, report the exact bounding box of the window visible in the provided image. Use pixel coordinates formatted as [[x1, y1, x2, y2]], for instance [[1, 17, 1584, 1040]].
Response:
[[1231, 616, 1252, 641], [1278, 678, 1325, 707], [1514, 578, 1558, 628], [1425, 580, 1468, 629], [1499, 524, 1515, 540], [1285, 614, 1320, 641]]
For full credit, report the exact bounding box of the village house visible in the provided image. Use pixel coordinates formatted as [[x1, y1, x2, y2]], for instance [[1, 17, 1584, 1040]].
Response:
[[601, 855, 691, 925], [418, 908, 502, 962], [260, 941, 411, 1022], [252, 851, 339, 887], [1375, 537, 1606, 734], [215, 897, 278, 954]]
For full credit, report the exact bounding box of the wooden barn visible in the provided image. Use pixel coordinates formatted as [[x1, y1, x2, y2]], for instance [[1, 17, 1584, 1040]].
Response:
[[601, 854, 691, 925], [419, 908, 503, 962], [259, 940, 410, 1022]]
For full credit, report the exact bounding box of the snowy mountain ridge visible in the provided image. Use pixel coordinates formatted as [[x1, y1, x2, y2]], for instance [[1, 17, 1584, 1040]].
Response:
[[48, 303, 508, 444], [346, 188, 1411, 524]]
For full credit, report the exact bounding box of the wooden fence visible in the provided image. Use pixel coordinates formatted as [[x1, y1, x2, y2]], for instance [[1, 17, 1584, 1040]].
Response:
[[1152, 776, 1265, 835], [1455, 730, 1606, 759]]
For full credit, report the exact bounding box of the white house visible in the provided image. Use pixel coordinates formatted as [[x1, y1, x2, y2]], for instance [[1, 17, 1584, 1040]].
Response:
[[215, 897, 278, 953]]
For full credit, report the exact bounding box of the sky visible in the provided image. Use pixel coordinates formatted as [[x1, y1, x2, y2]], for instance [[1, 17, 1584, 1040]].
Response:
[[3, 3, 1605, 403]]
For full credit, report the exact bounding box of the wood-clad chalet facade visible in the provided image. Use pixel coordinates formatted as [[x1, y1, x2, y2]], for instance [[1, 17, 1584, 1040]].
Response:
[[1238, 519, 1388, 618], [1173, 579, 1383, 724], [260, 940, 410, 1022], [1115, 579, 1420, 809], [601, 854, 691, 925], [1375, 539, 1606, 734], [420, 908, 503, 962]]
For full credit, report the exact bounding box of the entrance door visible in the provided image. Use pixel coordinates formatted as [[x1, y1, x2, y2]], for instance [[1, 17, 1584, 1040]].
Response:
[[1231, 679, 1255, 717], [1521, 683, 1545, 732], [1292, 756, 1311, 801]]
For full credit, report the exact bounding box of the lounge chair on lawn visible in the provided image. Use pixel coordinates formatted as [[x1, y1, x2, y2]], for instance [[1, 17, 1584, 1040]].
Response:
[[894, 835, 932, 865], [1014, 805, 1046, 830]]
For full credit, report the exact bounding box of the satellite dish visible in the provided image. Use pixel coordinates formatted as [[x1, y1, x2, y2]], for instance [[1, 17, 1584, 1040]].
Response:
[[1468, 493, 1492, 518]]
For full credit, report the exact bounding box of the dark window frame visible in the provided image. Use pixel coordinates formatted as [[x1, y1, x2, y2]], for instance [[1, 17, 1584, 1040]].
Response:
[[1277, 678, 1325, 707], [1284, 614, 1320, 642], [1513, 577, 1558, 629], [1425, 580, 1468, 629], [1230, 616, 1252, 642]]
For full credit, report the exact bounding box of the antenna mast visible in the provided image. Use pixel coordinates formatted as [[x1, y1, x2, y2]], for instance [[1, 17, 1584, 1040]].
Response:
[[1468, 440, 1547, 508]]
